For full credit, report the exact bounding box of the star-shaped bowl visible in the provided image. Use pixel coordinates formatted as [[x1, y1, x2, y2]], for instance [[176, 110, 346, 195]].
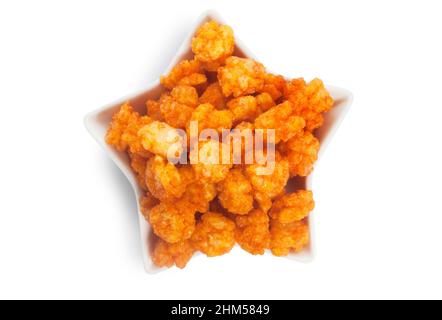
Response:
[[84, 10, 353, 273]]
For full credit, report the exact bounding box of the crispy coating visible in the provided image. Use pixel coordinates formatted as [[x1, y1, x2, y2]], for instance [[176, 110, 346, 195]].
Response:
[[145, 155, 187, 201], [246, 152, 289, 198], [106, 102, 152, 156], [122, 115, 152, 156], [178, 73, 207, 88], [235, 121, 254, 131], [171, 84, 199, 106], [218, 57, 266, 97], [227, 95, 260, 123], [229, 121, 255, 164], [191, 212, 236, 257], [254, 192, 273, 214], [246, 153, 290, 212], [139, 193, 159, 220], [129, 153, 149, 190], [180, 166, 217, 213], [192, 21, 235, 72], [254, 101, 305, 143], [235, 209, 270, 255], [261, 73, 286, 101], [286, 78, 334, 131], [152, 238, 195, 269], [281, 131, 320, 177], [149, 200, 196, 244], [146, 100, 164, 121], [270, 220, 309, 256], [187, 103, 233, 134], [159, 85, 198, 129], [217, 168, 254, 215], [183, 180, 217, 213], [161, 59, 207, 89], [190, 140, 233, 184], [199, 82, 226, 109], [138, 121, 184, 159], [159, 93, 193, 129], [255, 92, 276, 112], [106, 102, 137, 151], [270, 190, 315, 224]]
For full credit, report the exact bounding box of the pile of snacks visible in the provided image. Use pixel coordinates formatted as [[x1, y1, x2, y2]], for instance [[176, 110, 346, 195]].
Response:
[[106, 20, 334, 269]]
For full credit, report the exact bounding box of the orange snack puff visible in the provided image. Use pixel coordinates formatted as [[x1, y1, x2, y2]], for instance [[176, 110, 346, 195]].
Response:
[[146, 100, 164, 121], [217, 167, 254, 215], [159, 85, 198, 129], [228, 121, 255, 164], [235, 209, 270, 255], [158, 93, 193, 129], [254, 101, 305, 143], [180, 166, 217, 213], [106, 102, 137, 151], [171, 84, 199, 106], [286, 78, 334, 131], [270, 190, 315, 224], [152, 238, 195, 269], [192, 21, 235, 71], [253, 192, 273, 215], [261, 73, 286, 101], [270, 219, 309, 256], [106, 102, 152, 156], [121, 114, 152, 156], [199, 82, 227, 109], [182, 180, 217, 213], [246, 152, 290, 200], [138, 121, 184, 159], [281, 130, 320, 177], [148, 199, 196, 244], [161, 59, 207, 89], [255, 92, 276, 112], [227, 95, 260, 123], [191, 212, 236, 257], [246, 152, 290, 213], [187, 103, 233, 134], [218, 57, 266, 97], [190, 140, 233, 184], [145, 155, 187, 201]]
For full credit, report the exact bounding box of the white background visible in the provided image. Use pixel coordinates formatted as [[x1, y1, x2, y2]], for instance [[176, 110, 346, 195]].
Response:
[[1, 0, 441, 300]]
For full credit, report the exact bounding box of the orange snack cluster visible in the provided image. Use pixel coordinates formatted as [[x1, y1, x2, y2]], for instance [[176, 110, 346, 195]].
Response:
[[199, 83, 226, 109], [105, 20, 334, 269], [217, 168, 254, 215], [152, 238, 195, 269], [158, 85, 199, 129], [148, 199, 196, 244], [192, 20, 235, 72], [235, 209, 270, 255], [285, 78, 334, 131], [218, 57, 266, 97], [270, 220, 309, 256], [270, 190, 315, 224], [191, 212, 236, 257], [160, 59, 207, 90]]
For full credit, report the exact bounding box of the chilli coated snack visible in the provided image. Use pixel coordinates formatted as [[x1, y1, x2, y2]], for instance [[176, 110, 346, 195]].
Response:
[[106, 20, 334, 269]]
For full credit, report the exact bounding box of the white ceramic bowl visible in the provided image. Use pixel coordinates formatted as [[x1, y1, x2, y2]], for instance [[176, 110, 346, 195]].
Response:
[[84, 10, 353, 273]]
